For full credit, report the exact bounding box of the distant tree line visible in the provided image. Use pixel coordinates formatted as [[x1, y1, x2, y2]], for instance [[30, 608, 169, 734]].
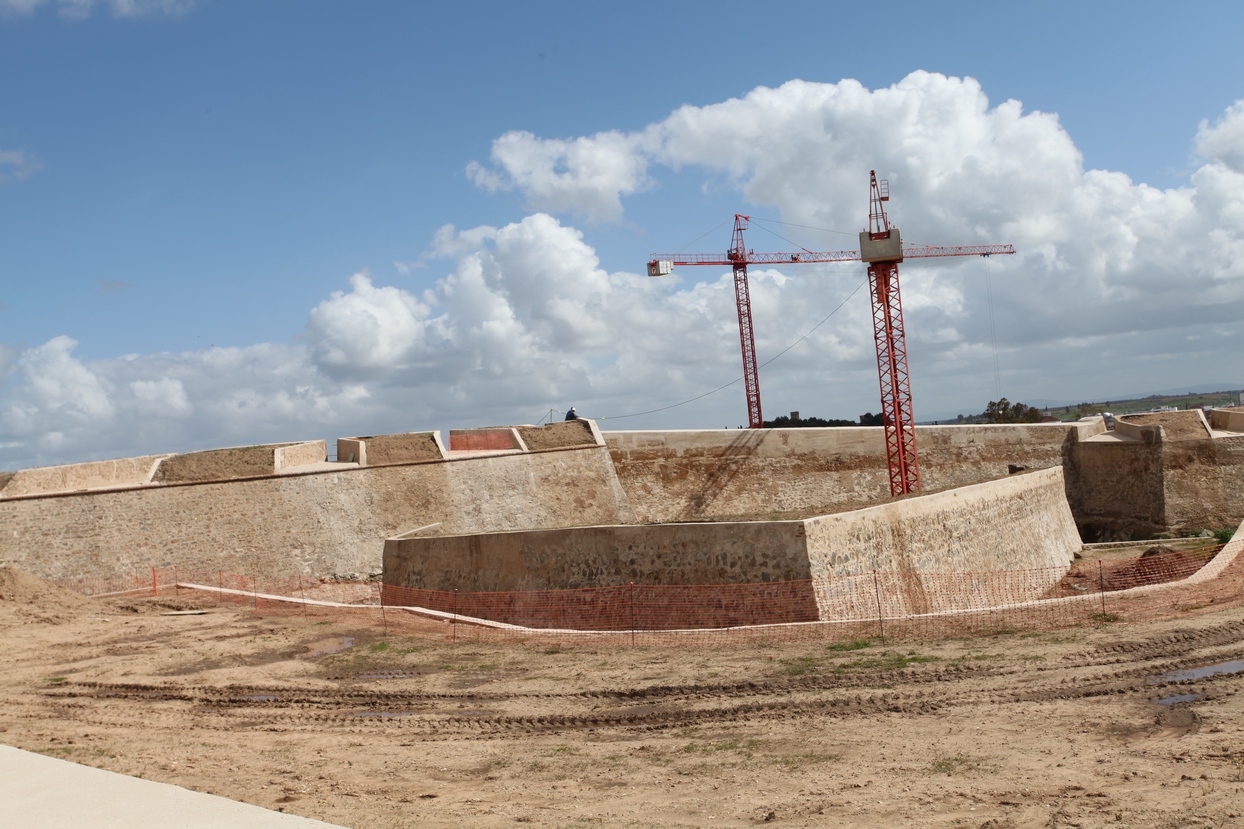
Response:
[[762, 413, 884, 428], [958, 398, 1043, 423]]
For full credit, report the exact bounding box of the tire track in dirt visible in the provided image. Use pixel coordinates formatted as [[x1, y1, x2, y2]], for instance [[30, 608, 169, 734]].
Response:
[[13, 621, 1243, 742]]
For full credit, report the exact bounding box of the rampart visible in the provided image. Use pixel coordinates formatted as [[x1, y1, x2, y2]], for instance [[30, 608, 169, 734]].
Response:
[[151, 441, 326, 483], [336, 432, 445, 466], [1067, 409, 1244, 540], [0, 444, 636, 582], [4, 411, 1243, 585], [0, 454, 170, 498], [383, 468, 1079, 619], [603, 421, 1102, 523]]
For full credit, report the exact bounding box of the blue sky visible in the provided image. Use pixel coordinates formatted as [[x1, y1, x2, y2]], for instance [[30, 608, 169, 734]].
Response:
[[2, 0, 1243, 469]]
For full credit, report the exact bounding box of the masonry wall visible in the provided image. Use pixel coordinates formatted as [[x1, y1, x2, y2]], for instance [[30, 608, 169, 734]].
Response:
[[0, 445, 636, 582], [383, 471, 1079, 619], [604, 422, 1100, 524], [804, 467, 1079, 577], [803, 467, 1079, 618], [383, 520, 812, 592], [1065, 421, 1244, 540], [0, 454, 169, 498], [1160, 433, 1244, 533]]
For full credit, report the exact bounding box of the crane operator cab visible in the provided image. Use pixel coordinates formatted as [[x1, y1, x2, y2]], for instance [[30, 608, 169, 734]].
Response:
[[647, 259, 673, 277]]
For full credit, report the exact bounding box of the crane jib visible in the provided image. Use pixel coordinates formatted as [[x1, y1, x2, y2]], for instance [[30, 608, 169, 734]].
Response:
[[647, 245, 1014, 270]]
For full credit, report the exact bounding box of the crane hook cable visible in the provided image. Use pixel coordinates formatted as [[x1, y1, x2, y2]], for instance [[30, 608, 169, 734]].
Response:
[[589, 278, 868, 422]]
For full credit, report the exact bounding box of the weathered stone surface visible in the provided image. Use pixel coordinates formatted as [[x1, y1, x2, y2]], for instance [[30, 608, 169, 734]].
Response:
[[384, 521, 811, 592], [0, 446, 636, 581], [384, 470, 1080, 618], [0, 455, 169, 498], [604, 422, 1099, 523]]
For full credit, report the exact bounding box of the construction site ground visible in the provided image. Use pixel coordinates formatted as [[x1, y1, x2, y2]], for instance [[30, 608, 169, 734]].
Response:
[[2, 571, 1243, 829]]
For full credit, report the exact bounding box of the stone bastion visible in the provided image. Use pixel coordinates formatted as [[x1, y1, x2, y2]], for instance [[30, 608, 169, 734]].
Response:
[[1, 411, 1242, 591]]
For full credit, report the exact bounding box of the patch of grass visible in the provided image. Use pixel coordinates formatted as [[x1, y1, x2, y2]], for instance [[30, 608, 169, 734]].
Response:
[[545, 745, 582, 757], [827, 639, 871, 652], [929, 755, 976, 776], [368, 642, 389, 653], [46, 676, 67, 685], [838, 651, 940, 672], [778, 656, 826, 676], [543, 645, 563, 655], [1090, 612, 1122, 624], [1213, 527, 1236, 545]]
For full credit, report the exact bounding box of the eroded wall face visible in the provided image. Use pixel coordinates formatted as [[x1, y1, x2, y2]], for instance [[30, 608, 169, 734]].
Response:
[[1161, 435, 1244, 533], [0, 446, 635, 582], [804, 468, 1081, 618], [605, 424, 1087, 524], [1064, 438, 1166, 541]]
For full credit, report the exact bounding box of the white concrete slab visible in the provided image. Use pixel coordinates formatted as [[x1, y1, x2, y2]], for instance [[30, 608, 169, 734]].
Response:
[[0, 744, 347, 829]]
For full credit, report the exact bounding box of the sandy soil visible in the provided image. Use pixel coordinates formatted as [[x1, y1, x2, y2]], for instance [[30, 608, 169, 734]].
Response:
[[517, 420, 598, 451], [2, 568, 1243, 829], [152, 445, 284, 483], [1118, 413, 1211, 441]]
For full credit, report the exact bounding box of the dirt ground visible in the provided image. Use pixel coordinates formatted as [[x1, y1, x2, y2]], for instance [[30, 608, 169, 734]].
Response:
[[2, 568, 1243, 829]]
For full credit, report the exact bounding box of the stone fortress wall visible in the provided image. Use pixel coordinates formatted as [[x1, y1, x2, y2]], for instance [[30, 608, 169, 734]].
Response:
[[383, 468, 1080, 616], [2, 411, 1242, 587]]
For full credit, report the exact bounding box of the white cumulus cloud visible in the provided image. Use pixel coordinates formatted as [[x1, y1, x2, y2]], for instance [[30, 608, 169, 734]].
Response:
[[4, 74, 1244, 471]]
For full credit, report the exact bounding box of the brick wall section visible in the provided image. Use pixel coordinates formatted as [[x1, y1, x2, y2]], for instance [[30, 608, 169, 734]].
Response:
[[448, 429, 523, 452], [0, 445, 636, 582]]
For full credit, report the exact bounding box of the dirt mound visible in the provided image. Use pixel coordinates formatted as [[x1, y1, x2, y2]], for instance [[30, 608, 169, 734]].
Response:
[[1118, 411, 1211, 440], [0, 566, 96, 622]]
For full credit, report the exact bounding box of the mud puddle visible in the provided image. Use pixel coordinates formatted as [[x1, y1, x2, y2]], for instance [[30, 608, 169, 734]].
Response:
[[306, 636, 355, 656], [1154, 658, 1244, 683]]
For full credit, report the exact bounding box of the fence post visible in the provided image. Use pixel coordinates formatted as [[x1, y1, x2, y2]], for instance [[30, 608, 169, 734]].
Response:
[[452, 588, 458, 642], [378, 581, 388, 636], [297, 574, 308, 620], [151, 566, 157, 597], [872, 569, 884, 640], [1098, 559, 1107, 619], [629, 582, 636, 646]]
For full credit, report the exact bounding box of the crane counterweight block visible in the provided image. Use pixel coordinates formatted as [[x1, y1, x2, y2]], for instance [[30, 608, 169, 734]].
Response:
[[647, 259, 673, 277], [859, 227, 903, 264]]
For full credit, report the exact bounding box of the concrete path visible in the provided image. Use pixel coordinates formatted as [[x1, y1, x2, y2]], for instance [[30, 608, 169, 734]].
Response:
[[0, 744, 348, 828]]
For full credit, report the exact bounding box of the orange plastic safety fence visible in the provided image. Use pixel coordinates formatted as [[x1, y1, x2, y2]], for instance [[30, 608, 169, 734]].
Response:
[[54, 545, 1242, 646]]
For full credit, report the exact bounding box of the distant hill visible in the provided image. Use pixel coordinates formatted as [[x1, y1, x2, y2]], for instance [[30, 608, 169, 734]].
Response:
[[924, 386, 1242, 425]]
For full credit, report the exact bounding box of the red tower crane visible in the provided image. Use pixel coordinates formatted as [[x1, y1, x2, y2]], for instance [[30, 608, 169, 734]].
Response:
[[647, 171, 1015, 495]]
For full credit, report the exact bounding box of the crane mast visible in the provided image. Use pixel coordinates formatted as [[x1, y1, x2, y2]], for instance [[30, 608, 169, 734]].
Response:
[[728, 215, 763, 428], [647, 172, 1015, 496], [859, 171, 919, 495]]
